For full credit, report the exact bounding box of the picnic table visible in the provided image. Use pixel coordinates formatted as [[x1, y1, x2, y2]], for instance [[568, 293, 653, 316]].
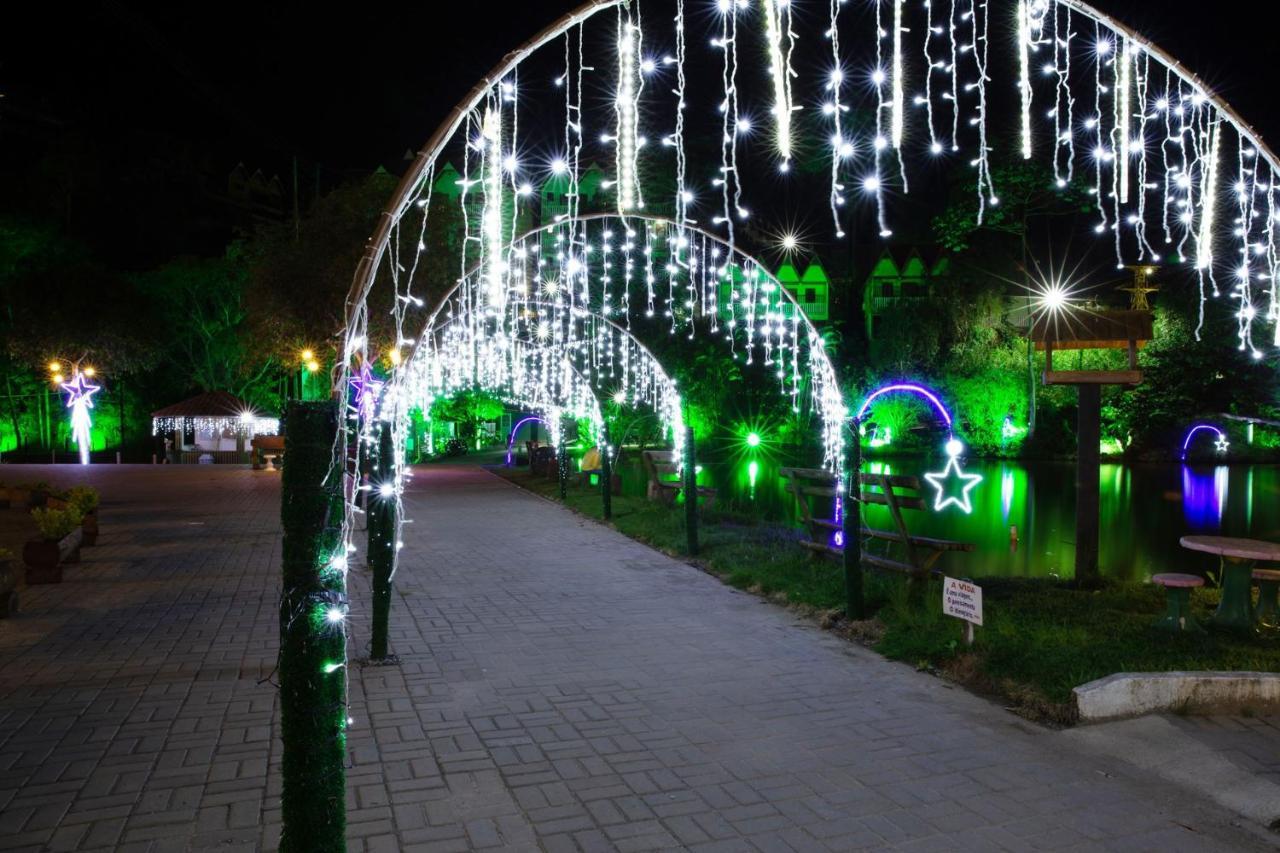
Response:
[[1179, 535, 1280, 632]]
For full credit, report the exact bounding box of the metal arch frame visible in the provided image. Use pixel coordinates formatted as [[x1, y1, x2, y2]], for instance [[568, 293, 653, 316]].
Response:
[[412, 212, 835, 376], [343, 0, 1280, 395], [341, 0, 625, 383], [1059, 0, 1280, 180], [417, 301, 684, 434], [415, 334, 608, 431], [412, 297, 683, 408]]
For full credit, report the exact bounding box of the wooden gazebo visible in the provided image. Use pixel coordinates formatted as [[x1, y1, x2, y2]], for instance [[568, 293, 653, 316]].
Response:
[[151, 391, 279, 464]]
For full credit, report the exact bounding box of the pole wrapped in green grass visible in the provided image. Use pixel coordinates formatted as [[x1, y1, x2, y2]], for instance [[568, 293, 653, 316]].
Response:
[[368, 421, 396, 661], [279, 401, 347, 853]]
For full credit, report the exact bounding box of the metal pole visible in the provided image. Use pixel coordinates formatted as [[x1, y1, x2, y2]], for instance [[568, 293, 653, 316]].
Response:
[[684, 427, 698, 556], [844, 420, 865, 619], [600, 422, 613, 520], [557, 437, 568, 500]]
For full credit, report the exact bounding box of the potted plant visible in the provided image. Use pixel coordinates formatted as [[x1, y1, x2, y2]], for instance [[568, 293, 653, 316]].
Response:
[[67, 487, 101, 545], [0, 548, 16, 617], [24, 507, 84, 584], [13, 481, 52, 509]]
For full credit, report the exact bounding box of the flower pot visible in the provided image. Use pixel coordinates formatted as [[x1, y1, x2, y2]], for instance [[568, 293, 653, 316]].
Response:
[[0, 559, 17, 617], [60, 528, 83, 564], [82, 511, 99, 546], [23, 539, 62, 585]]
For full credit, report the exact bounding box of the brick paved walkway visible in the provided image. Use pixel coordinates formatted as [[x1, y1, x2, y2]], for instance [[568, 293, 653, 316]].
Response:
[[0, 464, 1274, 851]]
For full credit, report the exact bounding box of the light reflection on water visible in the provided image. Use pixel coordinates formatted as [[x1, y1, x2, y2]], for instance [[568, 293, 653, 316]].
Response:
[[611, 451, 1280, 582]]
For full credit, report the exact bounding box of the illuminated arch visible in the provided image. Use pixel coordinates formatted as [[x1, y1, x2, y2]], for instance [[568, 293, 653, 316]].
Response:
[[856, 383, 954, 433], [327, 0, 1280, 700], [410, 299, 686, 448], [506, 416, 549, 465], [1181, 423, 1229, 460], [404, 212, 845, 474]]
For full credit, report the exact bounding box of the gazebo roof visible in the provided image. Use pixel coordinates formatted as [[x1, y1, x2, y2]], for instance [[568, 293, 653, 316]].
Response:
[[152, 391, 264, 419]]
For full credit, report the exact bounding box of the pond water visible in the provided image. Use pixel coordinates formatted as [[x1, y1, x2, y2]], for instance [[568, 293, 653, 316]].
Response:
[[605, 450, 1280, 582]]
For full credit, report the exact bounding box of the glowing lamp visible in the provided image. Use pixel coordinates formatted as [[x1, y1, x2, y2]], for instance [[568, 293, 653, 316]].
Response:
[[746, 432, 761, 447], [47, 361, 60, 372], [301, 349, 314, 362]]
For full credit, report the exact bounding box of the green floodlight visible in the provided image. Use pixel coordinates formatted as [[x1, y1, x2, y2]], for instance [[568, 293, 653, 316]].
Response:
[[746, 431, 761, 448]]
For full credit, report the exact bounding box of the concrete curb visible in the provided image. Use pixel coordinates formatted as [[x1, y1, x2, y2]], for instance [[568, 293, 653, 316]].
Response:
[[1074, 671, 1280, 722]]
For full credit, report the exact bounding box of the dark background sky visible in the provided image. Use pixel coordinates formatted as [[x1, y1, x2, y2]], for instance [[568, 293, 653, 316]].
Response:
[[4, 1, 1271, 172], [1, 0, 1273, 266]]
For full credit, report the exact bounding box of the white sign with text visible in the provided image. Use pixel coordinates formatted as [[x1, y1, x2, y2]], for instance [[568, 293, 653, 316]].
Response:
[[943, 577, 983, 627]]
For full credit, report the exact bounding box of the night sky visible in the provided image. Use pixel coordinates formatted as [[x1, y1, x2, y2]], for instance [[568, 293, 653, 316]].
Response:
[[1, 0, 1273, 264]]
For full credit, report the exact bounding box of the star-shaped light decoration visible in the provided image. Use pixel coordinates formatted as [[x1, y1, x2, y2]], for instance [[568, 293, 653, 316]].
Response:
[[924, 439, 983, 514], [61, 372, 101, 410], [1214, 435, 1230, 454], [349, 363, 383, 423], [61, 372, 101, 466]]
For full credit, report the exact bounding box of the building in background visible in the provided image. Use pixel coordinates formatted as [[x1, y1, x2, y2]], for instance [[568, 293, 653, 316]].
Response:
[[862, 248, 951, 339]]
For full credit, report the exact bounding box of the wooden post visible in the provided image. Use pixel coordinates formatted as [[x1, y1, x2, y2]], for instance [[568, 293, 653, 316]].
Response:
[[684, 427, 698, 556], [368, 422, 396, 661], [600, 423, 612, 521], [1075, 384, 1101, 587], [844, 421, 865, 619]]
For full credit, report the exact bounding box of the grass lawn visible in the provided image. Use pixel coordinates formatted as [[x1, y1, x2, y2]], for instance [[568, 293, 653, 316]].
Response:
[[493, 466, 1280, 724]]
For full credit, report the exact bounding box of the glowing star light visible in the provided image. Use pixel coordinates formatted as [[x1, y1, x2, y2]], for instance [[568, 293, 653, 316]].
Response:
[[350, 363, 384, 423], [61, 372, 101, 466], [924, 439, 983, 513]]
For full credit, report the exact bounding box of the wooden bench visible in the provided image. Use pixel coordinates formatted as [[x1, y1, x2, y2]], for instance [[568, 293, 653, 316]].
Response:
[[779, 467, 975, 578], [641, 450, 717, 509]]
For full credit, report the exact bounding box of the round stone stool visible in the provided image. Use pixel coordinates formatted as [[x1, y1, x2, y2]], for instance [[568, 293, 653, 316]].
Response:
[[1151, 573, 1205, 633]]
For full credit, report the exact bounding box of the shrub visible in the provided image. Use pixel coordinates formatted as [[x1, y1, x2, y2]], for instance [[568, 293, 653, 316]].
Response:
[[66, 486, 100, 514], [0, 547, 12, 562], [31, 507, 83, 541]]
